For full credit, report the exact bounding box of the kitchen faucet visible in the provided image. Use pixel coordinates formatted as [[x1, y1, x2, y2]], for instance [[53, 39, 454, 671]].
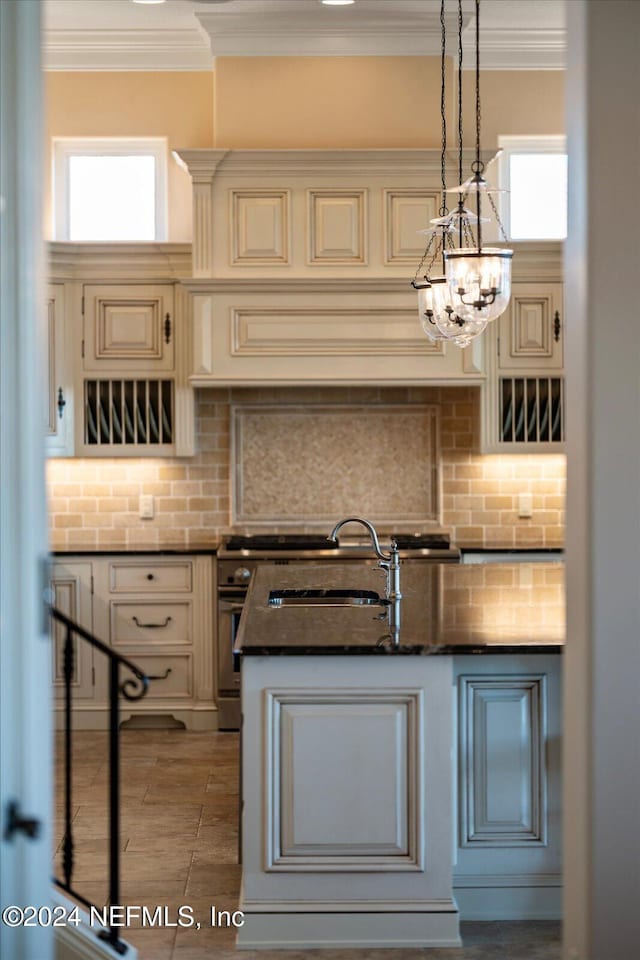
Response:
[[327, 517, 402, 603]]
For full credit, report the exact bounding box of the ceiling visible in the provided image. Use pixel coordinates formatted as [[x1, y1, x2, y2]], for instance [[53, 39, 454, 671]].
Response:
[[43, 0, 565, 71]]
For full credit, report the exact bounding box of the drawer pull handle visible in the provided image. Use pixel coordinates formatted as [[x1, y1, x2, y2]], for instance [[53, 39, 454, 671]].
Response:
[[147, 668, 172, 682], [146, 573, 155, 581], [132, 616, 172, 629]]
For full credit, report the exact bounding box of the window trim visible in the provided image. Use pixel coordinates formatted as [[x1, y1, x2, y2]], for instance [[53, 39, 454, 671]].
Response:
[[497, 135, 567, 242], [52, 137, 168, 241]]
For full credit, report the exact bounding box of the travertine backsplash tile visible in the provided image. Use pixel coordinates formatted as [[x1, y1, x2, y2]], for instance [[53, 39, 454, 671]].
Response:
[[46, 386, 566, 550], [232, 403, 440, 525]]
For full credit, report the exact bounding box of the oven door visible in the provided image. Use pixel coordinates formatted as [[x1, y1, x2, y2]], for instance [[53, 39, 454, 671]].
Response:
[[217, 595, 244, 695]]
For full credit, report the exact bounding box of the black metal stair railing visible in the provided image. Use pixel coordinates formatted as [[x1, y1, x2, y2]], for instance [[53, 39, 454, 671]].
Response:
[[50, 606, 151, 956]]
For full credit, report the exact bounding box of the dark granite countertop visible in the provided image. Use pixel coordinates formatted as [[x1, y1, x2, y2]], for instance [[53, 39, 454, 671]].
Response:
[[460, 546, 564, 555], [236, 561, 565, 656], [51, 546, 219, 556]]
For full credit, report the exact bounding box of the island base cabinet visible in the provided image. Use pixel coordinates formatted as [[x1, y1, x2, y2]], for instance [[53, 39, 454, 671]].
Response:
[[239, 655, 461, 949], [453, 655, 562, 920]]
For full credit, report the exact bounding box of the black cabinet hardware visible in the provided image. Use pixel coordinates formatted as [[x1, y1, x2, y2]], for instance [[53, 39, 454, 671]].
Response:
[[147, 668, 172, 682], [132, 616, 172, 629], [4, 800, 41, 841]]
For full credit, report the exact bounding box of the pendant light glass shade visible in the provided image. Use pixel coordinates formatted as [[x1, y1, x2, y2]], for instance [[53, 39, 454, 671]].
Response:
[[416, 283, 448, 342], [418, 277, 486, 347], [443, 247, 513, 323]]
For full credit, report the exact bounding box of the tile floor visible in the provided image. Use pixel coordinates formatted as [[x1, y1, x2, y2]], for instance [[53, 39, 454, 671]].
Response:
[[54, 729, 561, 960]]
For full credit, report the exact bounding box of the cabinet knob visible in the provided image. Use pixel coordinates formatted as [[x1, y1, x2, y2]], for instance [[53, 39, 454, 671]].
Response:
[[146, 573, 154, 581]]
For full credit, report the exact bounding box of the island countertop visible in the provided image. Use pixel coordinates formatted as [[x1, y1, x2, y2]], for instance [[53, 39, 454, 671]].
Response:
[[235, 560, 565, 655]]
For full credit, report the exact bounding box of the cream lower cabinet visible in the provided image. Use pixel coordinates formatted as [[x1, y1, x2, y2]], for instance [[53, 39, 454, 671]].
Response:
[[52, 554, 215, 731], [50, 560, 97, 724], [453, 654, 562, 920]]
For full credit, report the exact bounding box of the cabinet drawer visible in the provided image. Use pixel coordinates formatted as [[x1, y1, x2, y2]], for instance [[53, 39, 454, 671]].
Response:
[[131, 654, 192, 700], [109, 560, 192, 593], [110, 601, 191, 646]]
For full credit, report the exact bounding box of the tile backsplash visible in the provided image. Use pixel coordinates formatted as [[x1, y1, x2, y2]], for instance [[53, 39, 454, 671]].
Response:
[[46, 386, 566, 550], [232, 402, 440, 525]]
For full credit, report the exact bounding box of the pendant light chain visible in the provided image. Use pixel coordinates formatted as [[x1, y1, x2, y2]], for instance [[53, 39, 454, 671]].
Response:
[[412, 232, 437, 285], [457, 0, 464, 248], [413, 0, 448, 284], [474, 0, 482, 173], [412, 0, 512, 344], [474, 0, 483, 251], [439, 0, 448, 219]]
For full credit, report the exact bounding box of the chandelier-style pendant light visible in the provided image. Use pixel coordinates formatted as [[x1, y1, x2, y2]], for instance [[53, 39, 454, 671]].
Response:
[[443, 0, 512, 324], [412, 0, 487, 347]]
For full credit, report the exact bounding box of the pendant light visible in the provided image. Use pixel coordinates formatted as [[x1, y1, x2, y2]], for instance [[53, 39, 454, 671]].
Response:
[[411, 0, 486, 348], [443, 0, 512, 324]]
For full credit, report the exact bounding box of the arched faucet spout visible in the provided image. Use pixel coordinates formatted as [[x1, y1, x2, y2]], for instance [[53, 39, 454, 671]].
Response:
[[328, 516, 390, 561], [327, 517, 402, 602]]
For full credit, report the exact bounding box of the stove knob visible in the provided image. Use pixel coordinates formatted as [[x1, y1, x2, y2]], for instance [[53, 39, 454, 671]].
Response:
[[234, 567, 252, 584]]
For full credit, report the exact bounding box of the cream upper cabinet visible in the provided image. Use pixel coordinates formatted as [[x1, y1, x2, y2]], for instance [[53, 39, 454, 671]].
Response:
[[82, 283, 175, 373], [498, 282, 563, 371], [44, 283, 74, 457], [48, 244, 195, 457], [480, 247, 565, 453]]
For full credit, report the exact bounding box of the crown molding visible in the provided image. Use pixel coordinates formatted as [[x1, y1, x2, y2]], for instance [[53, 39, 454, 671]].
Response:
[[42, 23, 564, 72], [461, 28, 565, 70], [174, 147, 495, 180], [195, 10, 470, 58], [47, 242, 193, 280], [43, 29, 213, 71]]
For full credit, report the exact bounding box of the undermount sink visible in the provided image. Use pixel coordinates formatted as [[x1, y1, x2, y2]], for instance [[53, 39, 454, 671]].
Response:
[[268, 588, 387, 608]]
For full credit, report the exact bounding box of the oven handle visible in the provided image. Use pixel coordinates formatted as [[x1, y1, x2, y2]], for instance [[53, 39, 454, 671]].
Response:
[[219, 601, 245, 613]]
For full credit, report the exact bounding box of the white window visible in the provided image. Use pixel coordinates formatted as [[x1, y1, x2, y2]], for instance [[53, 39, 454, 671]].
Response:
[[53, 138, 168, 241], [498, 136, 567, 241]]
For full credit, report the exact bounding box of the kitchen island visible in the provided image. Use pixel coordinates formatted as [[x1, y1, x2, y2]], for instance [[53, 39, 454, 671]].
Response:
[[235, 561, 564, 949]]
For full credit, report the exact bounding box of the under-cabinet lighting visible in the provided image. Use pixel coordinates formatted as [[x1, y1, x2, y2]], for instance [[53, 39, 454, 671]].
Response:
[[321, 1, 356, 6]]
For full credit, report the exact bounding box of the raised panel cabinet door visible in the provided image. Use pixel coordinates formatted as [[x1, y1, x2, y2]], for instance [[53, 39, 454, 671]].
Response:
[[50, 561, 94, 703], [452, 656, 562, 919], [82, 283, 175, 372], [498, 283, 563, 371], [44, 284, 73, 457], [458, 675, 547, 846]]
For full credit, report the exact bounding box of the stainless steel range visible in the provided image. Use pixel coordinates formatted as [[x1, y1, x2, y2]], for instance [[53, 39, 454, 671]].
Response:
[[215, 530, 459, 730]]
